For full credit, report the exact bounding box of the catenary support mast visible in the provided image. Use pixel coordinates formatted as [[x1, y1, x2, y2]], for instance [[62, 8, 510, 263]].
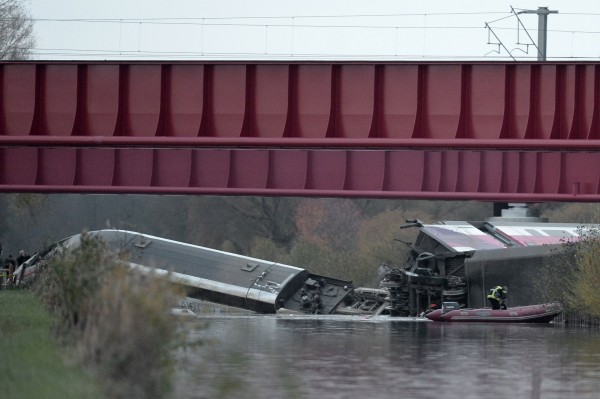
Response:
[[519, 6, 558, 61]]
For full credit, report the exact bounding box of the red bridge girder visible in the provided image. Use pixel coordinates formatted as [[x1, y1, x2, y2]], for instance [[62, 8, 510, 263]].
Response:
[[1, 147, 598, 201], [1, 61, 600, 149], [2, 61, 600, 201]]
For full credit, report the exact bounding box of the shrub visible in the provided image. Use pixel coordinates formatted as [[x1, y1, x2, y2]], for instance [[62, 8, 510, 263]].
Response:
[[33, 232, 182, 399], [536, 226, 600, 319], [33, 233, 114, 338], [566, 234, 600, 318], [78, 266, 179, 399]]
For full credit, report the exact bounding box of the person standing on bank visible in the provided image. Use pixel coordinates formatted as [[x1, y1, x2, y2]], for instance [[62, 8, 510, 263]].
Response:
[[487, 285, 508, 310], [16, 250, 30, 266], [4, 255, 16, 287]]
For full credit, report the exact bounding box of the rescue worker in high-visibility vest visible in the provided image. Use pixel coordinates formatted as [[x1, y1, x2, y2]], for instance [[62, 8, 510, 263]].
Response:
[[487, 285, 508, 310]]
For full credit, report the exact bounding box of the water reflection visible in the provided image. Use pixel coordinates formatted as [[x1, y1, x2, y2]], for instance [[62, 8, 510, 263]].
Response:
[[173, 316, 600, 399]]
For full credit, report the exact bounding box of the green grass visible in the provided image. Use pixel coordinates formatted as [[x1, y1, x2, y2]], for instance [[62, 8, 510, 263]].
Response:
[[0, 290, 103, 399]]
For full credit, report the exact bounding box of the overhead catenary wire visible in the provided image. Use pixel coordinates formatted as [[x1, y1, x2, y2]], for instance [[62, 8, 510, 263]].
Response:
[[28, 15, 600, 35], [25, 9, 600, 61], [24, 10, 600, 23], [27, 19, 600, 35], [32, 20, 491, 30], [32, 27, 600, 59], [28, 47, 600, 61], [28, 11, 511, 22]]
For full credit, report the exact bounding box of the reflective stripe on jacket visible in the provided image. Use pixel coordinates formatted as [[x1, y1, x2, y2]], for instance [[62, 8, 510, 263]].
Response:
[[487, 286, 503, 301]]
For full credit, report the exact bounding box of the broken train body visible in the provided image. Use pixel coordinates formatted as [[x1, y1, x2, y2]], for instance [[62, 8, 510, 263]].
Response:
[[13, 205, 592, 317], [14, 229, 359, 315]]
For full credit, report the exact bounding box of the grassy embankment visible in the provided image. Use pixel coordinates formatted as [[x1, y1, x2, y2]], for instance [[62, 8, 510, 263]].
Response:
[[0, 289, 102, 399]]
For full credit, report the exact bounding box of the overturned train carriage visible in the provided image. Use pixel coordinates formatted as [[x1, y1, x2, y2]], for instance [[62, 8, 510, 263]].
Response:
[[17, 230, 355, 315], [382, 213, 590, 316]]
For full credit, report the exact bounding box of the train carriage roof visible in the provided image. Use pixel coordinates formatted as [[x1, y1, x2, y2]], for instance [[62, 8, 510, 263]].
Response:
[[421, 221, 599, 253]]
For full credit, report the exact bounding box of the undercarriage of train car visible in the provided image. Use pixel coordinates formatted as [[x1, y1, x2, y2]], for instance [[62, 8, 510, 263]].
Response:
[[378, 252, 469, 316], [376, 221, 470, 316]]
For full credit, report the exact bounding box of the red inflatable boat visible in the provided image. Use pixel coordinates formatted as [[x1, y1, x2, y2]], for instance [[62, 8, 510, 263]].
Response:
[[425, 302, 563, 323]]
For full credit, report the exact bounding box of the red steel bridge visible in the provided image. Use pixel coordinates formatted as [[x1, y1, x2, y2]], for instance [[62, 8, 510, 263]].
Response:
[[1, 61, 600, 201]]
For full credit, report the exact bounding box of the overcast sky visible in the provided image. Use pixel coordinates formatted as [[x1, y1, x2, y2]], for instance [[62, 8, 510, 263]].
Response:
[[26, 0, 600, 61]]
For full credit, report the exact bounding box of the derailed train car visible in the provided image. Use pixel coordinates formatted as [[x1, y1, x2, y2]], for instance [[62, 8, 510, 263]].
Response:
[[13, 205, 592, 317], [13, 229, 360, 315], [380, 207, 592, 316]]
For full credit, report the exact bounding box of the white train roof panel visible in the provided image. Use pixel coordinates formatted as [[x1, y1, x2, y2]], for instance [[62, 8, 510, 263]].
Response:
[[421, 224, 507, 252]]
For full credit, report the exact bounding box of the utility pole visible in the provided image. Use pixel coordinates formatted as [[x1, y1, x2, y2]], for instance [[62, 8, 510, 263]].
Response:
[[518, 6, 558, 61]]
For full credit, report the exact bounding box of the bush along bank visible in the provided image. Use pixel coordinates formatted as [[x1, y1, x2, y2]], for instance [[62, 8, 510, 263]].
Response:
[[535, 226, 600, 327], [32, 233, 183, 399]]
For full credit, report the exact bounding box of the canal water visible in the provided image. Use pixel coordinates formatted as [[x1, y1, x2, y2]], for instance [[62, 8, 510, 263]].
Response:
[[173, 315, 600, 399]]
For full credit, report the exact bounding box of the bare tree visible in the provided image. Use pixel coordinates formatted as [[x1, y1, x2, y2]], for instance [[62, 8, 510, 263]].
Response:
[[0, 0, 35, 60], [223, 197, 299, 250]]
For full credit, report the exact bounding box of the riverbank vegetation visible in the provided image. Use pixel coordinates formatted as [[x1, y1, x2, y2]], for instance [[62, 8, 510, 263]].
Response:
[[30, 234, 183, 398], [0, 290, 102, 399], [536, 224, 600, 324]]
